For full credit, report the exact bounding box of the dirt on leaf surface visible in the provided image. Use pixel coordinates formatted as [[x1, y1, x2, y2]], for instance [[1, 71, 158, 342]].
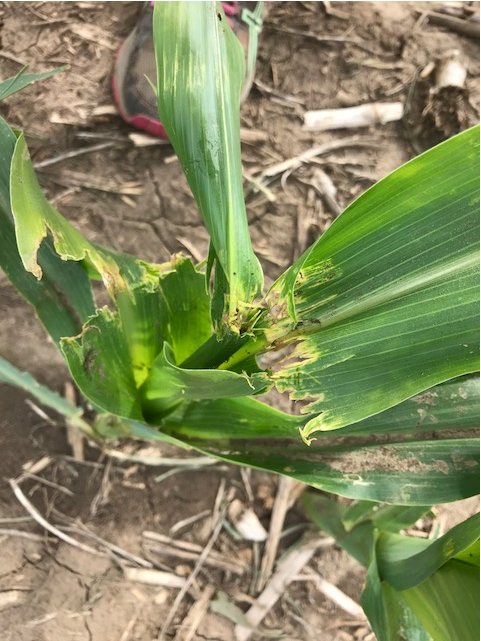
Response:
[[0, 2, 479, 640]]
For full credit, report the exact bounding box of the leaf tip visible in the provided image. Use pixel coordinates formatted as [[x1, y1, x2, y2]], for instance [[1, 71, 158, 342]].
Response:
[[299, 425, 316, 446]]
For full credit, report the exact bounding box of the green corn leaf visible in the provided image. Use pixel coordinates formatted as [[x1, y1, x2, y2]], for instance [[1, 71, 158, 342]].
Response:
[[166, 395, 301, 440], [301, 492, 430, 566], [362, 545, 432, 641], [161, 375, 479, 505], [0, 356, 83, 423], [153, 1, 263, 331], [266, 126, 480, 440], [142, 343, 268, 422], [400, 559, 479, 641], [0, 118, 95, 343], [0, 65, 69, 101], [155, 258, 212, 365], [367, 514, 481, 641], [343, 503, 432, 533], [104, 254, 212, 388], [377, 513, 480, 590]]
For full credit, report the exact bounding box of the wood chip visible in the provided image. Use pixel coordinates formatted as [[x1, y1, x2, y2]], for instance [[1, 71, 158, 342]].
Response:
[[256, 477, 304, 592], [260, 138, 377, 180], [235, 536, 324, 641], [129, 132, 170, 147], [124, 568, 186, 589], [91, 104, 119, 117], [51, 170, 143, 195], [229, 499, 268, 542], [144, 529, 244, 576], [22, 456, 52, 477], [174, 585, 216, 641], [240, 127, 269, 143], [298, 568, 366, 619], [423, 10, 480, 39], [303, 102, 404, 132]]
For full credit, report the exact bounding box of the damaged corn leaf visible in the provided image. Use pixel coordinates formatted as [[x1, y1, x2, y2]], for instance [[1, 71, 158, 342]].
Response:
[[10, 132, 126, 295], [159, 375, 479, 505], [269, 126, 480, 440], [153, 1, 263, 331], [60, 308, 144, 420], [8, 129, 160, 389], [8, 129, 217, 399], [0, 118, 95, 343], [193, 436, 479, 505], [111, 255, 212, 387], [61, 257, 216, 418], [1, 355, 478, 504]]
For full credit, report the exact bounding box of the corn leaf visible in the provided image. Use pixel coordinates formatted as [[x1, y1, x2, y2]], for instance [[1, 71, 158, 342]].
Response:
[[161, 375, 479, 505], [400, 560, 479, 641], [302, 493, 433, 640], [301, 492, 430, 566], [268, 127, 480, 440], [364, 514, 481, 641], [0, 356, 84, 422], [377, 513, 480, 590], [0, 65, 69, 101], [60, 307, 144, 420], [7, 130, 217, 403], [10, 132, 127, 292], [58, 255, 217, 419], [7, 128, 161, 386], [0, 118, 95, 343], [106, 254, 212, 388], [153, 1, 263, 330], [1, 354, 478, 505], [142, 343, 268, 423], [155, 259, 212, 365], [362, 546, 431, 641]]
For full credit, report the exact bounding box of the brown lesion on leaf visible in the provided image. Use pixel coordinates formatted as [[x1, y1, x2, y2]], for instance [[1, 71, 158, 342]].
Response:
[[451, 453, 479, 470], [322, 446, 452, 475], [411, 392, 438, 405]]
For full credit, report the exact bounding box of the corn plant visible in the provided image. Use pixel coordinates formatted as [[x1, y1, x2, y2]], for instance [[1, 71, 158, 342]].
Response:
[[0, 3, 479, 638], [303, 494, 480, 641]]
